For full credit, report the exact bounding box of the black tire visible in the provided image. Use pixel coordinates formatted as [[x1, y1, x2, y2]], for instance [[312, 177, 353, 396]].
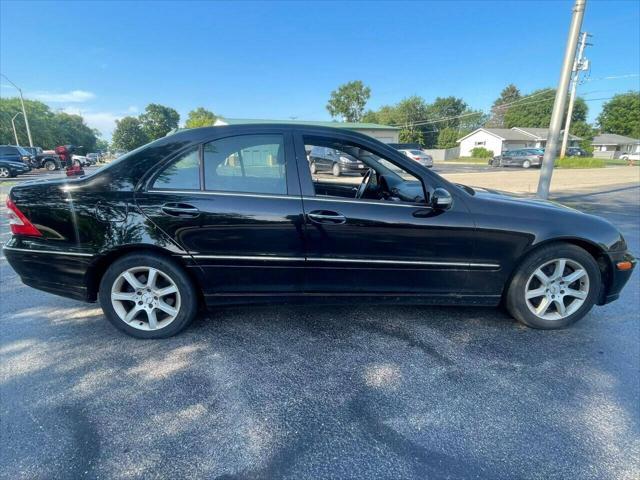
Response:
[[332, 162, 341, 177], [44, 160, 57, 171], [506, 243, 601, 329], [98, 252, 198, 339]]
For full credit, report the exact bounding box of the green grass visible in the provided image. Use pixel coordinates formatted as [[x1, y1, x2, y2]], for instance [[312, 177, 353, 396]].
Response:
[[603, 158, 638, 166], [554, 157, 606, 169]]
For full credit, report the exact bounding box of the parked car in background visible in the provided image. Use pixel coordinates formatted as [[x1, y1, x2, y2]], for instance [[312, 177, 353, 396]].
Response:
[[388, 143, 424, 151], [0, 145, 34, 167], [0, 158, 31, 178], [0, 145, 32, 178], [23, 146, 62, 170], [86, 153, 100, 164], [398, 149, 433, 168], [491, 149, 543, 168], [3, 125, 635, 338], [72, 154, 91, 166], [566, 147, 589, 157], [308, 145, 367, 176]]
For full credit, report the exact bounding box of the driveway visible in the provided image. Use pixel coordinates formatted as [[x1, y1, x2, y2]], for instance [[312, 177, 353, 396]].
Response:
[[1, 184, 638, 479]]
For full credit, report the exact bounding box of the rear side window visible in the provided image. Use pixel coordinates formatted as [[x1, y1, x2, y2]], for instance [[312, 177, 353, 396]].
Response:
[[152, 148, 200, 190], [203, 134, 286, 195]]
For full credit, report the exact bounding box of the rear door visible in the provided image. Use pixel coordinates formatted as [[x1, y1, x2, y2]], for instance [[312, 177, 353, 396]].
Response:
[[135, 128, 306, 295]]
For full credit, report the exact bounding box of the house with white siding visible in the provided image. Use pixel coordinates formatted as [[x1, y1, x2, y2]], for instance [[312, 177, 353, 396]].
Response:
[[457, 127, 582, 157], [591, 133, 640, 158]]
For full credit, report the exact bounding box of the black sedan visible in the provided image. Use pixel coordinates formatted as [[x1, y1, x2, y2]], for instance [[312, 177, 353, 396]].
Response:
[[3, 125, 636, 338], [0, 158, 31, 178]]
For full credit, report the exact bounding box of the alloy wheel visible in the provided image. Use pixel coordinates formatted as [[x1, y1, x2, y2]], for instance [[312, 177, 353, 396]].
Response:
[[524, 258, 589, 321], [0, 167, 10, 178], [523, 160, 531, 168], [110, 266, 181, 331]]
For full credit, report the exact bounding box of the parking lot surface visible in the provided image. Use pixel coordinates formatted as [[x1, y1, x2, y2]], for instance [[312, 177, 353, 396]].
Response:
[[1, 182, 638, 479]]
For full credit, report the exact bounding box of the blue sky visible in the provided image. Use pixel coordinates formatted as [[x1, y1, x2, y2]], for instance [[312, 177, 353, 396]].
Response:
[[1, 0, 639, 139]]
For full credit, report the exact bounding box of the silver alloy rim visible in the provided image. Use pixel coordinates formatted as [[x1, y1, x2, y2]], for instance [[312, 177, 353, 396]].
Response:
[[0, 168, 9, 177], [523, 160, 531, 168], [111, 266, 181, 331], [524, 258, 589, 321]]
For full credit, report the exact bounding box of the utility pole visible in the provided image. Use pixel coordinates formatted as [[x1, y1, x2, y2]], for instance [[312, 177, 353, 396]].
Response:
[[11, 112, 23, 145], [560, 31, 591, 158], [537, 0, 587, 199], [1, 74, 34, 147]]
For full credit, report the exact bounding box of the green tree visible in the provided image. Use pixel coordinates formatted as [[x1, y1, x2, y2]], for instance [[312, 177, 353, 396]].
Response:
[[487, 84, 521, 127], [436, 128, 460, 148], [596, 91, 640, 138], [0, 97, 57, 147], [185, 107, 217, 128], [0, 97, 99, 150], [52, 112, 98, 152], [139, 103, 180, 140], [570, 120, 595, 153], [503, 88, 587, 128], [326, 80, 371, 122], [112, 116, 148, 151], [95, 138, 110, 152], [399, 127, 424, 145]]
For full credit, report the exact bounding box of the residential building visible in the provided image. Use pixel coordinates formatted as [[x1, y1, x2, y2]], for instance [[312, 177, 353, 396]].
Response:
[[591, 133, 640, 158], [457, 127, 582, 157]]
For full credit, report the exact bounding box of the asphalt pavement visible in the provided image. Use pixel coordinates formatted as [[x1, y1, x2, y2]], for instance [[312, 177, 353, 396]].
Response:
[[0, 182, 638, 480]]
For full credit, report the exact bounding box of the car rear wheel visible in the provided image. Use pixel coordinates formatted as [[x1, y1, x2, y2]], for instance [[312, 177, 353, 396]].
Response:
[[506, 244, 600, 329], [522, 160, 531, 169], [44, 160, 57, 171], [99, 253, 198, 338], [332, 162, 341, 177], [0, 167, 12, 178]]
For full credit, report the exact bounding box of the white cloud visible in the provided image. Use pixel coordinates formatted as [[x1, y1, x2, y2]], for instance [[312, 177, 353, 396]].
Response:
[[62, 106, 122, 138], [31, 90, 96, 103]]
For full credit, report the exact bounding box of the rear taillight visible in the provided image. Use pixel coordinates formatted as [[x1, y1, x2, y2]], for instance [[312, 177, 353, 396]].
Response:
[[6, 197, 42, 237]]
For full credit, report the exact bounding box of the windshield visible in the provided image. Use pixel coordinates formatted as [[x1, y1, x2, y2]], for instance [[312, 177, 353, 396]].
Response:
[[409, 150, 424, 155], [17, 146, 31, 155]]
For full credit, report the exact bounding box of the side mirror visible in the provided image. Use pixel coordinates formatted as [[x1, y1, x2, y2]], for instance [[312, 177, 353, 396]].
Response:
[[431, 187, 453, 210]]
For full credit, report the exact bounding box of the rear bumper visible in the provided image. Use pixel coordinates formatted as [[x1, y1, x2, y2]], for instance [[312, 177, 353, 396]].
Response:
[[3, 243, 95, 302]]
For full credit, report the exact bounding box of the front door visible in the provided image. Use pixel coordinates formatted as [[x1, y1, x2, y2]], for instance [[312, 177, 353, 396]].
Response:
[[136, 130, 306, 295], [294, 131, 480, 297]]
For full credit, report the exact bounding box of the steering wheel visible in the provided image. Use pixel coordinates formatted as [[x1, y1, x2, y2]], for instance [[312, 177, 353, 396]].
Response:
[[355, 168, 374, 199]]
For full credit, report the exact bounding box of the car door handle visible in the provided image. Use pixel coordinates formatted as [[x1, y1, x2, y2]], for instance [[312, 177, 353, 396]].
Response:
[[307, 210, 347, 224], [161, 203, 200, 217]]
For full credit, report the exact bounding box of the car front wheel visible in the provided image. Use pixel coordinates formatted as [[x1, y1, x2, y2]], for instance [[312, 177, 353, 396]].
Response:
[[506, 244, 600, 329], [522, 160, 531, 168], [44, 160, 57, 171], [99, 253, 198, 338], [332, 162, 341, 177]]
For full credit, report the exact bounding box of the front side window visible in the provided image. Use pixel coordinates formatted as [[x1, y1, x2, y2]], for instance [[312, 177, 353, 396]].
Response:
[[203, 134, 286, 195], [152, 148, 200, 190], [303, 136, 426, 204]]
